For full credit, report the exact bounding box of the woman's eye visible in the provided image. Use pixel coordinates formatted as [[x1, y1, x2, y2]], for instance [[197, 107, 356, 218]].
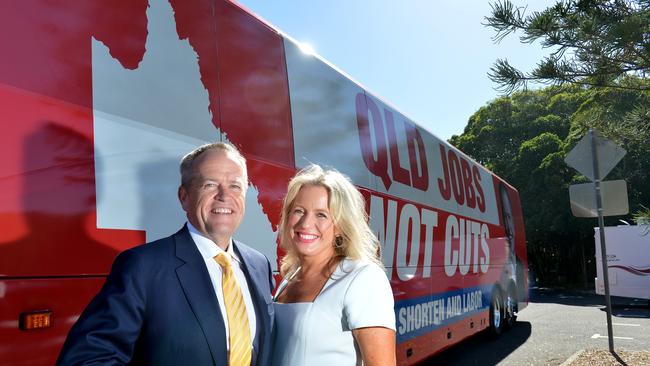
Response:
[[317, 212, 328, 219]]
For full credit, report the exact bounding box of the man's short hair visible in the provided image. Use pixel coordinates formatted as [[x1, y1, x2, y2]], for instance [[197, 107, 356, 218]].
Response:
[[179, 142, 248, 188]]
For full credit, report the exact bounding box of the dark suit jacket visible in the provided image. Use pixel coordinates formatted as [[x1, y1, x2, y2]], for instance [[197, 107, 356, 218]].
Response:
[[57, 225, 274, 366]]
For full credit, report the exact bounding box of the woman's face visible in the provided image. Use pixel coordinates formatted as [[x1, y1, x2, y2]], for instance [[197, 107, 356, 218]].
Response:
[[287, 185, 337, 262]]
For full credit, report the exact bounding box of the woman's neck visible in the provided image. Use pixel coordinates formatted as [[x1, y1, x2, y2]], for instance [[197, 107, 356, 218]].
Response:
[[299, 255, 340, 279]]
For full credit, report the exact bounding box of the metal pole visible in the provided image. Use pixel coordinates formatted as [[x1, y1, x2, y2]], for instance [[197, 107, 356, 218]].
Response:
[[581, 244, 588, 290], [591, 129, 615, 353]]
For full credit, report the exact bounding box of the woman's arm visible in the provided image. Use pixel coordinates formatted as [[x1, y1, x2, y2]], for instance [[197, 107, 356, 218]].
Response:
[[353, 326, 396, 366]]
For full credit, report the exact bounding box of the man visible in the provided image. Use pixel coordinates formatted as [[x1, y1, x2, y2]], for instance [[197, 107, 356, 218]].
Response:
[[58, 142, 274, 365]]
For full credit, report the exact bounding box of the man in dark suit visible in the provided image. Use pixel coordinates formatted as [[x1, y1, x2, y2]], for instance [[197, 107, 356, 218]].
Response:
[[58, 142, 274, 365]]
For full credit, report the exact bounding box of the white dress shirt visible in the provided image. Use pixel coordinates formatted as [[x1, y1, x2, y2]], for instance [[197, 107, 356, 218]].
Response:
[[187, 222, 257, 349]]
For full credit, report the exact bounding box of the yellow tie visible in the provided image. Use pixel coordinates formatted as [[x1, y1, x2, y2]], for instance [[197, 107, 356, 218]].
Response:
[[215, 253, 252, 366]]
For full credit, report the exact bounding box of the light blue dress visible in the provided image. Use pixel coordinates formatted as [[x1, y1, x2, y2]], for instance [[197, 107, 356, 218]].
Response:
[[272, 259, 395, 366]]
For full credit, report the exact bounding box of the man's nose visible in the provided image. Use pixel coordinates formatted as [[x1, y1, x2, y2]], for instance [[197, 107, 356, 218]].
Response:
[[214, 185, 226, 200]]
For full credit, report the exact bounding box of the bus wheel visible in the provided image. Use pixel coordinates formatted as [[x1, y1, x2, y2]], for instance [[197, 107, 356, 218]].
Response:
[[504, 285, 517, 329], [489, 288, 504, 337]]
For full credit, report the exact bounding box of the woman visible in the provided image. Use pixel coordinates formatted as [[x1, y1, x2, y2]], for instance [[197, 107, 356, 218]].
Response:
[[272, 164, 396, 366]]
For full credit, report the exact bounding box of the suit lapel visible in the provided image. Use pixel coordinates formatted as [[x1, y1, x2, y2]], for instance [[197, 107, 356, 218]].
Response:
[[174, 226, 228, 365]]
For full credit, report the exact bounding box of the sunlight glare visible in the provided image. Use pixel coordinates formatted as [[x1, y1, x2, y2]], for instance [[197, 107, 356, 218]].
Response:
[[299, 42, 315, 56]]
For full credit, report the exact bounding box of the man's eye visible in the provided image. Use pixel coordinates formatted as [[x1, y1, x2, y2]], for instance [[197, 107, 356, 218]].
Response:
[[203, 183, 217, 189]]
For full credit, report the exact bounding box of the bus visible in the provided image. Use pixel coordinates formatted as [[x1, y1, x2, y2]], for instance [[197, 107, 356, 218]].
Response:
[[0, 0, 528, 364]]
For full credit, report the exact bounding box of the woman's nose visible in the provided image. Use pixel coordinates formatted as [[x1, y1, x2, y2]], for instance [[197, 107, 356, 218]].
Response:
[[297, 214, 313, 228]]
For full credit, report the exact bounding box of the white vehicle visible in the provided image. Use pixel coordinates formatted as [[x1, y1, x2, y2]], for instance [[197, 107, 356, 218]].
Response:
[[595, 225, 650, 300]]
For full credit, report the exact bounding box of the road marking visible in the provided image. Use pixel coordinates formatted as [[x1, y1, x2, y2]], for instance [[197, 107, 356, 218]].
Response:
[[612, 322, 640, 327], [590, 333, 634, 340]]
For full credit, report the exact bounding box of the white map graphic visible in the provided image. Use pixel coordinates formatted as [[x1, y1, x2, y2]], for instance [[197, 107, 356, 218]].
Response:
[[92, 0, 278, 270]]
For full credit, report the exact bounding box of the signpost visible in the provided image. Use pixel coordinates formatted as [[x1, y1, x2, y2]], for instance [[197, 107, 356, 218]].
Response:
[[565, 129, 628, 353], [569, 181, 628, 218]]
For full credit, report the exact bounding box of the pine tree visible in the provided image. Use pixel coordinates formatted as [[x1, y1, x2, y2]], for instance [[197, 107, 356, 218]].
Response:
[[486, 0, 650, 93]]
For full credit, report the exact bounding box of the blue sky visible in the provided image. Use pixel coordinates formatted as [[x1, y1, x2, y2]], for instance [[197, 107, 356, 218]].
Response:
[[237, 0, 550, 141]]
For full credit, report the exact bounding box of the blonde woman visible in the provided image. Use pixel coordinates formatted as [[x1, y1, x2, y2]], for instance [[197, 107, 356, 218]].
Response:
[[272, 164, 396, 366]]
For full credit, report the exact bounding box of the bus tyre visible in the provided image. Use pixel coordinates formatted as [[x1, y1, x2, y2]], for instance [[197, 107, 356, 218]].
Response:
[[504, 284, 517, 330], [489, 288, 504, 337]]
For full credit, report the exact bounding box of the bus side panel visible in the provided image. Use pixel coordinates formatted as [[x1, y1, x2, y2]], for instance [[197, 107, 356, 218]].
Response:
[[396, 309, 490, 365], [493, 177, 529, 307], [215, 0, 295, 169], [283, 38, 375, 189], [395, 284, 492, 364], [280, 23, 525, 364], [0, 278, 106, 366], [212, 0, 298, 273], [0, 0, 147, 277], [1, 0, 219, 363], [509, 187, 529, 306], [236, 158, 297, 274]]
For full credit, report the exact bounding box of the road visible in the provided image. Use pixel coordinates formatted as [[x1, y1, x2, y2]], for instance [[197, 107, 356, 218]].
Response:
[[418, 288, 650, 365]]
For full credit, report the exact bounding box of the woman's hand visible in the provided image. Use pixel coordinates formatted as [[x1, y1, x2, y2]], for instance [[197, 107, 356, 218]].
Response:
[[353, 327, 396, 366]]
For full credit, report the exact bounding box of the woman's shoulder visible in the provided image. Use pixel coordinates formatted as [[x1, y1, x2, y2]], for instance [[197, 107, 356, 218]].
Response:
[[337, 258, 396, 330], [336, 258, 388, 282]]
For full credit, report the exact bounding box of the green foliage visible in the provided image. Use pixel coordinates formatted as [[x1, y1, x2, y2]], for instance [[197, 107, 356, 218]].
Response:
[[451, 81, 650, 287], [478, 0, 650, 287], [569, 79, 650, 145], [633, 205, 650, 224], [515, 133, 564, 186], [450, 86, 579, 182], [485, 0, 650, 93]]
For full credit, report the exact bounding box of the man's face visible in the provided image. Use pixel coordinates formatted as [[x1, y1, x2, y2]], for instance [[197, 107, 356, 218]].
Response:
[[179, 149, 246, 249]]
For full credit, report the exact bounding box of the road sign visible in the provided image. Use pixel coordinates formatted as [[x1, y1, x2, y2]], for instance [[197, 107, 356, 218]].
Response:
[[564, 129, 627, 353], [569, 180, 629, 217], [565, 130, 626, 181]]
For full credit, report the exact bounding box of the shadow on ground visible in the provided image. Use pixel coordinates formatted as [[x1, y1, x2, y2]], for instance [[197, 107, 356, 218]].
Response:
[[606, 299, 650, 319], [529, 287, 650, 313], [528, 287, 604, 306], [416, 322, 532, 366]]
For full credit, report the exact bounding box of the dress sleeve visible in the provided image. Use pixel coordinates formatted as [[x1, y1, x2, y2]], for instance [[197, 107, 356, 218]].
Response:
[[343, 263, 396, 331]]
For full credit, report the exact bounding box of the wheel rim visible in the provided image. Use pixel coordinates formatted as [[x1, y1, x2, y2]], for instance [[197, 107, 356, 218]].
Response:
[[493, 295, 501, 328], [507, 294, 515, 319]]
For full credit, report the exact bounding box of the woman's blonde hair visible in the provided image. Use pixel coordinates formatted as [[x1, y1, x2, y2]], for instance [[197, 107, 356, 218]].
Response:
[[278, 164, 381, 276]]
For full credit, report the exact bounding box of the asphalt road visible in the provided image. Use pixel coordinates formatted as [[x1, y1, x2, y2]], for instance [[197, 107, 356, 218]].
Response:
[[417, 288, 650, 366]]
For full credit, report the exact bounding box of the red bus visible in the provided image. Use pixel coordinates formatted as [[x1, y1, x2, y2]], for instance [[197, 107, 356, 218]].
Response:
[[0, 0, 528, 364]]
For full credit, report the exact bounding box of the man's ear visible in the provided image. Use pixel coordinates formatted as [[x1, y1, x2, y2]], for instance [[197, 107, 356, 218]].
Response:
[[178, 185, 188, 212]]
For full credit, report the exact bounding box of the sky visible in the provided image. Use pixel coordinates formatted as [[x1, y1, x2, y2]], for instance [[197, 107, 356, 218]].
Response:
[[237, 0, 551, 141]]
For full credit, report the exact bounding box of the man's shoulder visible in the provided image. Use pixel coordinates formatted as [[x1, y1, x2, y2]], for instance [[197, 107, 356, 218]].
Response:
[[232, 239, 271, 269], [122, 226, 188, 259], [233, 239, 266, 259], [107, 227, 190, 279]]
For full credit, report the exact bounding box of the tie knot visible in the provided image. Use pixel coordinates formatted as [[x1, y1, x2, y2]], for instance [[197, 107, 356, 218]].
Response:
[[214, 253, 232, 269]]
